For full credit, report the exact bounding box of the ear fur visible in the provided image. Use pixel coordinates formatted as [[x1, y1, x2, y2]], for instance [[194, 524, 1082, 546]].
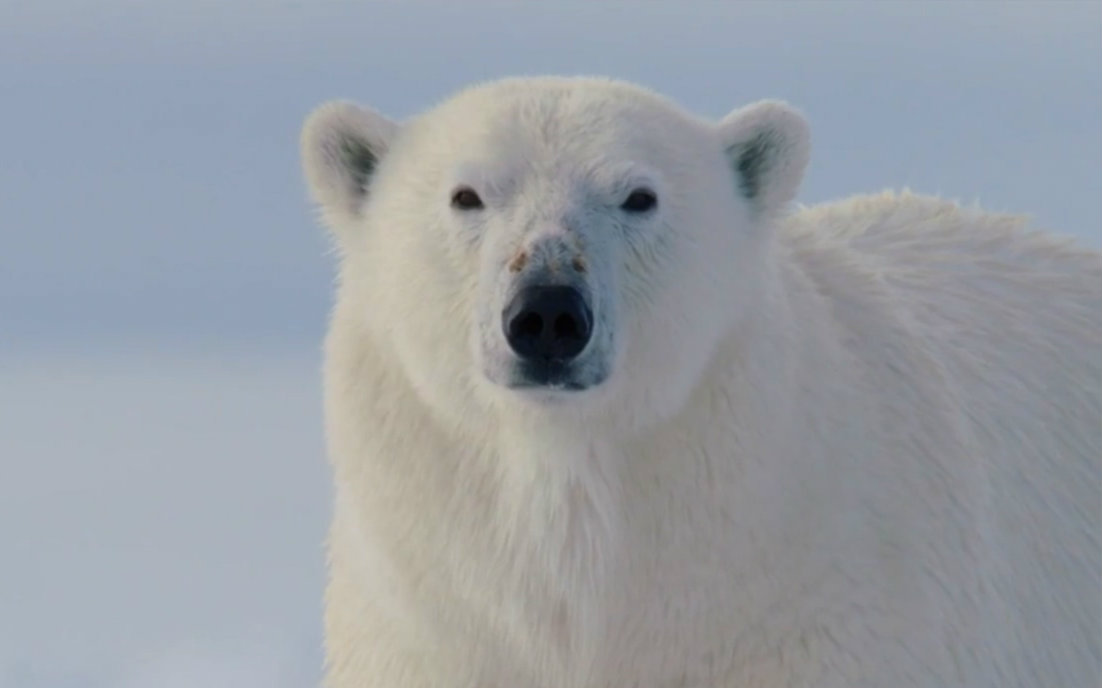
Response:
[[300, 101, 399, 225], [718, 100, 810, 215]]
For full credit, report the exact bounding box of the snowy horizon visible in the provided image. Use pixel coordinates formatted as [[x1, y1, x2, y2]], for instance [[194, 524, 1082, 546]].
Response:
[[2, 1, 1099, 686]]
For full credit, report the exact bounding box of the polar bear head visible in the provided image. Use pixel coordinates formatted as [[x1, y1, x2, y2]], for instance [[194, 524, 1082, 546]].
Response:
[[302, 77, 809, 435]]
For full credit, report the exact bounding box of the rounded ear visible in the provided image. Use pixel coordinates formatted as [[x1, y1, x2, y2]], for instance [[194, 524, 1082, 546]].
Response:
[[717, 100, 810, 216], [300, 101, 399, 227]]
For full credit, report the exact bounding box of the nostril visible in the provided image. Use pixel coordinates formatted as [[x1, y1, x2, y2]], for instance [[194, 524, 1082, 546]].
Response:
[[553, 314, 580, 339], [515, 313, 543, 339]]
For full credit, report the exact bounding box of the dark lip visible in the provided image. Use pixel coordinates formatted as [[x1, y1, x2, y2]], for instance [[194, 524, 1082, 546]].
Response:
[[507, 379, 590, 392], [507, 360, 591, 391]]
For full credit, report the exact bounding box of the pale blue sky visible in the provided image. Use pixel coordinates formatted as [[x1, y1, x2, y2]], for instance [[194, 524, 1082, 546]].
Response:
[[1, 2, 1099, 686]]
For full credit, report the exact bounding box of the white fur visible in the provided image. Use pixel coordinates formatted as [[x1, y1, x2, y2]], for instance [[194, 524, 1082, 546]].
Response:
[[301, 77, 1102, 687]]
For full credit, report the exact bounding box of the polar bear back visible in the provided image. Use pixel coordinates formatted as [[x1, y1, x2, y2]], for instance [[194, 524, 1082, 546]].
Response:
[[785, 191, 1102, 683]]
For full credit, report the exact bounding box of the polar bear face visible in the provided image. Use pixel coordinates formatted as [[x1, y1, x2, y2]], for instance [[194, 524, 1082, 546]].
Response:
[[302, 78, 809, 434]]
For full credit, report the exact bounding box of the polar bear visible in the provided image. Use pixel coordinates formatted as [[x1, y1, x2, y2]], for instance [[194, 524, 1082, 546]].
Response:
[[300, 77, 1102, 687]]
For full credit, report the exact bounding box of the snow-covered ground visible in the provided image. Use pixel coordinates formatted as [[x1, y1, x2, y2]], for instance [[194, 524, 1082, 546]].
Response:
[[0, 351, 328, 687]]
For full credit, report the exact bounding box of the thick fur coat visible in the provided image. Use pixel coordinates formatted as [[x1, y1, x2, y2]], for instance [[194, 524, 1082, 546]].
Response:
[[301, 77, 1102, 687]]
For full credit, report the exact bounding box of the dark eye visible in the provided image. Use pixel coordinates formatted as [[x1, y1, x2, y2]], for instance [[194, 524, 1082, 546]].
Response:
[[451, 186, 484, 210], [620, 187, 657, 213]]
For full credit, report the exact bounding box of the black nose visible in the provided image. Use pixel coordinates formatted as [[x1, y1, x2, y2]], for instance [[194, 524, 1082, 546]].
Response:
[[503, 286, 593, 362]]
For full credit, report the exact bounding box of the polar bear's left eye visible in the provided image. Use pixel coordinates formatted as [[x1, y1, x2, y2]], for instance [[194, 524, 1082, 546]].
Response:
[[451, 186, 484, 210], [620, 188, 658, 213]]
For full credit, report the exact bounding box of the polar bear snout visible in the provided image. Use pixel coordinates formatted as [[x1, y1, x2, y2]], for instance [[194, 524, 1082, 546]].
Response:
[[502, 285, 593, 363], [478, 221, 616, 395], [494, 279, 608, 392]]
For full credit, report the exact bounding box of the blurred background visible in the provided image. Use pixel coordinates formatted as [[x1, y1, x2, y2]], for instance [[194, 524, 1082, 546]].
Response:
[[1, 1, 1099, 686]]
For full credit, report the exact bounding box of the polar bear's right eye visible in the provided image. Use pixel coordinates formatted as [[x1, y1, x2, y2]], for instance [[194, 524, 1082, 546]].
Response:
[[451, 187, 484, 210], [621, 187, 658, 213]]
